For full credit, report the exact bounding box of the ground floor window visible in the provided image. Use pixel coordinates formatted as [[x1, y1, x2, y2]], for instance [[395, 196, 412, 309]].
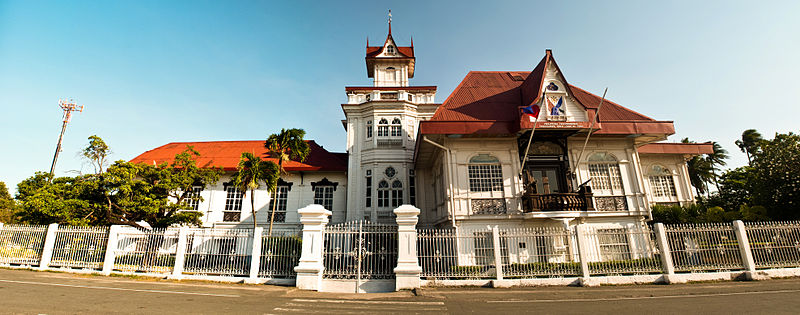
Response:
[[184, 186, 203, 211], [268, 185, 290, 223], [597, 228, 631, 261]]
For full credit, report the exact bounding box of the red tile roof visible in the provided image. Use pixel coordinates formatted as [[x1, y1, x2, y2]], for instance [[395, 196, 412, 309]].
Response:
[[130, 140, 347, 172], [421, 51, 675, 136], [638, 142, 714, 155]]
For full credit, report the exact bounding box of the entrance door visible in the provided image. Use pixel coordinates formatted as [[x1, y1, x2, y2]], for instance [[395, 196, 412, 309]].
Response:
[[528, 166, 564, 194]]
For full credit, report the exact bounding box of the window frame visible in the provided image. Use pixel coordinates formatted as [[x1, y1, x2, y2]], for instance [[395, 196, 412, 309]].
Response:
[[467, 154, 504, 193], [223, 184, 244, 222]]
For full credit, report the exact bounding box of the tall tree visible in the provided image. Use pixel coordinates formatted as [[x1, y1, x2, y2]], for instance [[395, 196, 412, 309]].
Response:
[[706, 141, 729, 191], [0, 181, 17, 223], [749, 132, 800, 220], [735, 129, 763, 165], [82, 135, 111, 174], [264, 128, 310, 235], [230, 152, 279, 229], [682, 138, 714, 196]]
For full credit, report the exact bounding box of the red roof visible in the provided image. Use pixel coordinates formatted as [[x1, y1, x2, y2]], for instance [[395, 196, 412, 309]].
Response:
[[638, 142, 714, 155], [130, 140, 347, 172], [421, 51, 674, 135]]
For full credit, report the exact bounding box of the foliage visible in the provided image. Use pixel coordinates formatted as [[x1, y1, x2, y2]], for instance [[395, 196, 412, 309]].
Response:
[[682, 138, 714, 195], [264, 128, 310, 235], [230, 152, 279, 228], [0, 181, 17, 223], [651, 203, 769, 224], [749, 132, 800, 220], [82, 135, 111, 174], [15, 173, 100, 226], [735, 129, 763, 165]]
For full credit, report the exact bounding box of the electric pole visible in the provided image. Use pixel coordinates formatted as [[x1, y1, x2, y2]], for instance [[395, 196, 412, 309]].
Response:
[[49, 98, 83, 179]]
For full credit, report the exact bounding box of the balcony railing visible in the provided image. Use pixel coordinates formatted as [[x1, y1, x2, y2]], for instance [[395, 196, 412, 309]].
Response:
[[522, 187, 595, 212]]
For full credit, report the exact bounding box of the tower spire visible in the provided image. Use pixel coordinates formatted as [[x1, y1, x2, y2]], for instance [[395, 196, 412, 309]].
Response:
[[388, 9, 392, 35]]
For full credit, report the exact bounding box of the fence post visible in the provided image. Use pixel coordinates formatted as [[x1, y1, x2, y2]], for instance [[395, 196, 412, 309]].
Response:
[[491, 225, 504, 281], [654, 223, 676, 280], [37, 223, 59, 270], [574, 224, 592, 282], [169, 226, 189, 280], [732, 220, 757, 277], [394, 205, 422, 291], [294, 204, 331, 291], [101, 225, 122, 275], [246, 227, 264, 283]]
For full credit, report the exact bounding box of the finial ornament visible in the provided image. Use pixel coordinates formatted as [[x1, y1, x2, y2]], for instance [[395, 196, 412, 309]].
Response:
[[388, 9, 392, 35]]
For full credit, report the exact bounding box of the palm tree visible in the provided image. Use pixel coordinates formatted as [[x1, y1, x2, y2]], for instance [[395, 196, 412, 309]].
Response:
[[230, 152, 278, 229], [682, 138, 715, 196], [735, 129, 763, 165], [706, 141, 729, 192], [265, 128, 310, 235]]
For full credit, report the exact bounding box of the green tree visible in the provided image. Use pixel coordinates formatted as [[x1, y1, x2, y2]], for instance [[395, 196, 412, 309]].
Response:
[[749, 132, 800, 220], [82, 135, 111, 174], [0, 181, 17, 223], [735, 129, 763, 165], [15, 173, 100, 226], [230, 152, 279, 229], [264, 128, 310, 235], [706, 141, 729, 191], [682, 138, 714, 196]]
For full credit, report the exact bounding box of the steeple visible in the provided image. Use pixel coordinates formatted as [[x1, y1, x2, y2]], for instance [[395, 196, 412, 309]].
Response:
[[364, 12, 416, 85], [388, 9, 392, 35]]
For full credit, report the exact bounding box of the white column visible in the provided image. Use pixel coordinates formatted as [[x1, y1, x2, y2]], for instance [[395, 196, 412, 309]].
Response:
[[394, 205, 422, 291], [653, 223, 675, 275], [732, 220, 757, 273], [101, 225, 122, 275], [37, 223, 58, 270], [246, 227, 264, 283], [492, 225, 504, 281], [0, 222, 4, 229], [169, 227, 189, 280], [574, 224, 591, 280], [294, 204, 331, 291]]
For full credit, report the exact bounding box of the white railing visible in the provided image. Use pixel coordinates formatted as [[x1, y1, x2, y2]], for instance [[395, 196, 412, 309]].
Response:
[[112, 227, 180, 274], [582, 226, 663, 275], [664, 223, 744, 272], [0, 224, 48, 266], [418, 228, 498, 279], [183, 228, 253, 277], [744, 221, 800, 269], [259, 232, 302, 278], [322, 221, 398, 280], [501, 227, 582, 278], [50, 226, 109, 269]]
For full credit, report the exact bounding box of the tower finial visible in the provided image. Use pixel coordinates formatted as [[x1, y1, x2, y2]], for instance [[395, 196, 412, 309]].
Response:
[[388, 9, 392, 35]]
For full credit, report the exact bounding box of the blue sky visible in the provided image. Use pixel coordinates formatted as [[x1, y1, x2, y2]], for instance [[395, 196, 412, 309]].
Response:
[[1, 0, 799, 192]]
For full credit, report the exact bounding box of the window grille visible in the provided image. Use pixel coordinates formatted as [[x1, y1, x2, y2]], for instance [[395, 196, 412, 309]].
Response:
[[314, 186, 334, 211], [647, 165, 677, 198], [386, 45, 395, 53], [377, 180, 389, 208], [587, 152, 625, 195], [223, 185, 243, 222], [597, 228, 631, 261], [409, 170, 416, 206], [390, 118, 402, 137], [391, 180, 403, 207], [468, 154, 503, 192], [184, 186, 203, 211], [365, 175, 372, 208], [268, 185, 289, 222], [366, 120, 372, 139]]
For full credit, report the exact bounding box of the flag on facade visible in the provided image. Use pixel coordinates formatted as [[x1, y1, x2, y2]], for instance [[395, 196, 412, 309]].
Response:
[[521, 104, 540, 122]]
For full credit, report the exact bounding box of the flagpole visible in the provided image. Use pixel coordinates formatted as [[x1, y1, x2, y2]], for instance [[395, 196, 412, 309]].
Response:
[[519, 115, 539, 175], [572, 87, 608, 189]]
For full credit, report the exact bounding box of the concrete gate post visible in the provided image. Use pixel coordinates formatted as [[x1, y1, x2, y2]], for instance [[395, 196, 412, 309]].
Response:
[[394, 205, 422, 291], [294, 204, 331, 291], [37, 223, 59, 270], [732, 220, 758, 280], [101, 225, 123, 275]]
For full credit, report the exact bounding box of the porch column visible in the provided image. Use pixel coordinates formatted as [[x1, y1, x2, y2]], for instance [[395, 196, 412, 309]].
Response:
[[294, 204, 331, 291], [394, 205, 422, 291]]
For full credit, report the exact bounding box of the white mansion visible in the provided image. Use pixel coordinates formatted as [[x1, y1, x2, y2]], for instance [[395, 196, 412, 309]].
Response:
[[132, 24, 712, 231]]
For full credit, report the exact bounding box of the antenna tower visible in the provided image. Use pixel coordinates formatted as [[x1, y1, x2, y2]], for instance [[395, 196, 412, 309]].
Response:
[[49, 98, 84, 178]]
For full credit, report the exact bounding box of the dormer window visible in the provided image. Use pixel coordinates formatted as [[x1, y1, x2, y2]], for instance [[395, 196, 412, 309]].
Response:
[[386, 45, 395, 54]]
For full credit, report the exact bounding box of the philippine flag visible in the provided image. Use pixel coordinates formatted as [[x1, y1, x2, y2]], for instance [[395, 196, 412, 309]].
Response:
[[521, 104, 540, 122]]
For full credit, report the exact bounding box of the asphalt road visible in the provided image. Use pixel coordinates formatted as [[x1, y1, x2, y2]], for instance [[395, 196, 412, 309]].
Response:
[[2, 268, 800, 314]]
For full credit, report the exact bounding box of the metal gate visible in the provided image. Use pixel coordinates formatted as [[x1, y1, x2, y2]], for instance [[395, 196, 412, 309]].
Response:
[[322, 220, 397, 283]]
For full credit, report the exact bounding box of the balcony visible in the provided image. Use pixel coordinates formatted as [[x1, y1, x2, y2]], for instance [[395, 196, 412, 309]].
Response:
[[522, 187, 595, 212]]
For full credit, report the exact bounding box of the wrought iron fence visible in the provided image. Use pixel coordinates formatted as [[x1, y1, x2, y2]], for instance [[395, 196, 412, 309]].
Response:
[[183, 228, 253, 276], [417, 228, 498, 279], [50, 226, 109, 270], [259, 231, 302, 278], [665, 223, 743, 272], [0, 224, 47, 266], [323, 220, 397, 280], [582, 226, 662, 275], [500, 227, 582, 278], [112, 227, 179, 274], [745, 221, 800, 269]]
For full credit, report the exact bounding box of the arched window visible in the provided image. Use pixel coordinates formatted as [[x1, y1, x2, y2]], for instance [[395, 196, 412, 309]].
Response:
[[377, 180, 389, 208], [587, 152, 625, 195], [468, 154, 503, 192], [365, 120, 372, 139], [391, 118, 402, 137], [391, 180, 403, 207], [386, 66, 396, 82], [648, 165, 677, 198], [377, 118, 389, 137]]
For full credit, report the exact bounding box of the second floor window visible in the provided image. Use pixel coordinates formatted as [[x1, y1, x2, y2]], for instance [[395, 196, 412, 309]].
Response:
[[184, 186, 203, 211], [223, 185, 244, 222], [391, 118, 402, 137], [268, 185, 290, 223], [468, 154, 503, 192], [365, 171, 372, 208], [377, 180, 389, 208], [377, 118, 389, 137], [391, 180, 403, 207], [648, 165, 677, 198], [366, 120, 373, 139], [588, 152, 625, 195]]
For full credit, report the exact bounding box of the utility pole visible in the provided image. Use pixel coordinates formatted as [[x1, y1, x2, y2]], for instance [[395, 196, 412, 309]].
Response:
[[49, 98, 83, 179]]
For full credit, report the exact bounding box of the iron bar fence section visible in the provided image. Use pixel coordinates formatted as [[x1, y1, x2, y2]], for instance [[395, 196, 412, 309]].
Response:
[[323, 221, 398, 280], [664, 223, 744, 272], [500, 227, 582, 277], [183, 228, 253, 276], [50, 226, 109, 270], [744, 221, 800, 269], [582, 226, 662, 275], [0, 224, 48, 266], [112, 227, 179, 274], [417, 228, 498, 279], [259, 231, 302, 278]]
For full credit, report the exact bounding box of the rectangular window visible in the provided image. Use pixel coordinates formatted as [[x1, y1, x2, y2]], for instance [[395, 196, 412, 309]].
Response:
[[391, 188, 403, 207], [597, 228, 631, 261], [391, 126, 401, 137], [314, 186, 334, 211], [366, 125, 372, 138], [365, 176, 372, 207], [649, 176, 677, 198], [378, 188, 389, 208], [268, 185, 289, 223], [184, 186, 203, 211], [589, 163, 624, 195], [223, 185, 244, 222], [409, 170, 416, 206], [468, 164, 503, 192], [377, 126, 389, 137]]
